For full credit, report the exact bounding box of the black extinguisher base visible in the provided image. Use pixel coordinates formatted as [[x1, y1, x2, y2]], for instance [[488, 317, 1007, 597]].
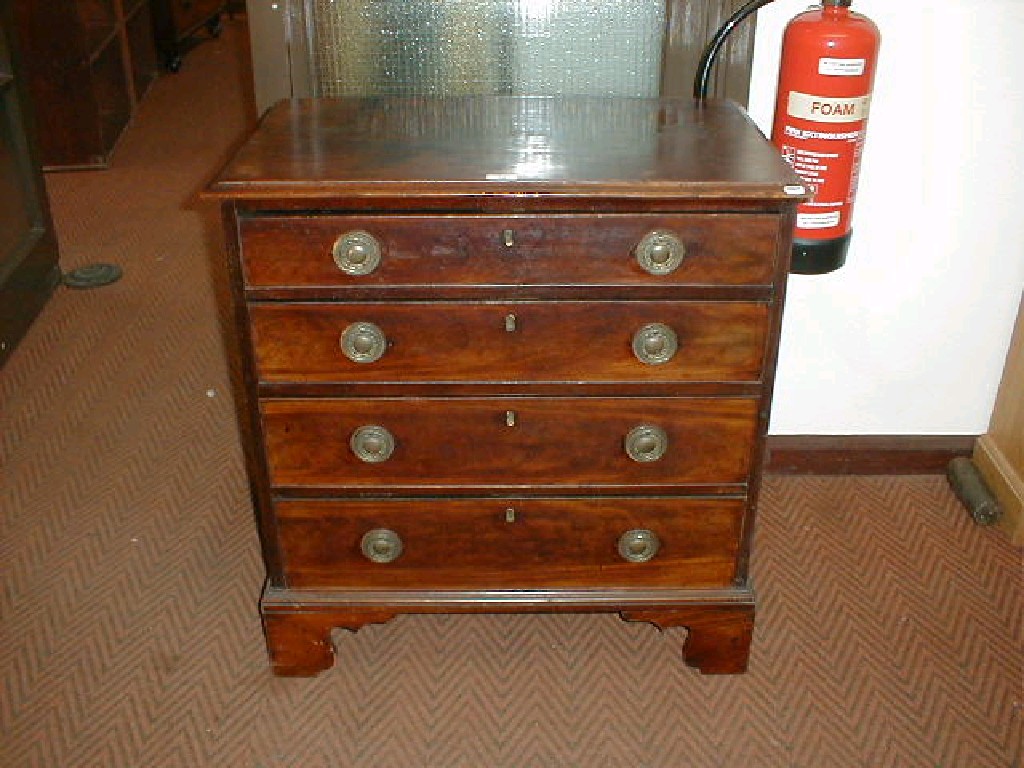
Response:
[[791, 231, 852, 274]]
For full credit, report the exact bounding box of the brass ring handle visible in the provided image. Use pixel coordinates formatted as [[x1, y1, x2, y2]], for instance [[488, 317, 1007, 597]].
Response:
[[332, 230, 381, 275], [361, 528, 403, 563], [350, 425, 395, 463], [635, 230, 686, 275], [624, 424, 668, 463], [618, 529, 661, 563], [340, 321, 387, 364], [632, 323, 678, 365]]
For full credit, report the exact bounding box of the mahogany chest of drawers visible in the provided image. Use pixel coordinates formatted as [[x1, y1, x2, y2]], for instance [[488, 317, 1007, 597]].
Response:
[[207, 96, 805, 676]]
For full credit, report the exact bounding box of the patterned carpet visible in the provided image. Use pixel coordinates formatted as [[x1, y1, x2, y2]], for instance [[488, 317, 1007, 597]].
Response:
[[1, 18, 1021, 768]]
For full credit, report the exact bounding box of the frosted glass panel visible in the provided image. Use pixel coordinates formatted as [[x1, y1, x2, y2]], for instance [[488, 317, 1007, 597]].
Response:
[[306, 0, 664, 98]]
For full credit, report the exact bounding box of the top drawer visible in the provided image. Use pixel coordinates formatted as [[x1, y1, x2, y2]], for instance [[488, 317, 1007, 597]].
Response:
[[237, 214, 779, 292]]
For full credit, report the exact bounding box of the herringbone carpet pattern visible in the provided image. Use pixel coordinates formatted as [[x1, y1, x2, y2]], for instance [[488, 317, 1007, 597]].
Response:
[[1, 18, 1021, 767]]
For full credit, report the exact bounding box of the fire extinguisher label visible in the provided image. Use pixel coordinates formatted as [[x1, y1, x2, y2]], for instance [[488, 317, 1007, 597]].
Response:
[[797, 211, 842, 230], [818, 57, 867, 77], [787, 92, 871, 123]]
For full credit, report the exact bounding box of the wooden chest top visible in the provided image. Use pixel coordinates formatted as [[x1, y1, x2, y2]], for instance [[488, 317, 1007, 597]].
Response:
[[206, 97, 804, 204]]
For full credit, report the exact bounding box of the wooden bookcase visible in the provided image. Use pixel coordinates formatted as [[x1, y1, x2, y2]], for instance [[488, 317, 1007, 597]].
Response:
[[11, 0, 158, 169]]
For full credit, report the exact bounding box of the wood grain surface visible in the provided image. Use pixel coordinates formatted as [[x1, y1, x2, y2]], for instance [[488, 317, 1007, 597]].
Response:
[[261, 396, 759, 491], [238, 213, 779, 290], [276, 496, 743, 590], [249, 301, 769, 385], [205, 97, 806, 201]]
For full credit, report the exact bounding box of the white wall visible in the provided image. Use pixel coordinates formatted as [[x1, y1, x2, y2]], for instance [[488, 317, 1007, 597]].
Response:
[[749, 0, 1024, 435]]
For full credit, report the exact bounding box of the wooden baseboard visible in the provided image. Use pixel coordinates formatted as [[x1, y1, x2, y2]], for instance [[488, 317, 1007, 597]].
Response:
[[973, 435, 1024, 545], [765, 435, 976, 476]]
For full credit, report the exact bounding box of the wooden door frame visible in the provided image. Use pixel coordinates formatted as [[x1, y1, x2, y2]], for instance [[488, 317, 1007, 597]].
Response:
[[974, 294, 1024, 543]]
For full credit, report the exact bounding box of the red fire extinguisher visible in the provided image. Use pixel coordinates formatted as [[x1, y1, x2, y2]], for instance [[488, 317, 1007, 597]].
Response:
[[771, 0, 880, 273], [695, 0, 881, 274]]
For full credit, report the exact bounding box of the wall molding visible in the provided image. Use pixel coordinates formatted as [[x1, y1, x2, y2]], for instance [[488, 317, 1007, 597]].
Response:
[[765, 435, 976, 475]]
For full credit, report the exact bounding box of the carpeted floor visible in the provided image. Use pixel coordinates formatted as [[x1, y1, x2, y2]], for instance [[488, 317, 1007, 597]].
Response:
[[1, 17, 1021, 768]]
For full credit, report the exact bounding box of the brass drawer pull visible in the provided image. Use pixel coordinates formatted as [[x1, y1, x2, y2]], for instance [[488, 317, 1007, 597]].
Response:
[[624, 424, 668, 463], [618, 529, 661, 563], [505, 313, 517, 332], [502, 228, 516, 247], [632, 323, 678, 365], [635, 230, 686, 275], [332, 230, 381, 275], [361, 529, 403, 563], [340, 321, 387, 363], [350, 425, 395, 463]]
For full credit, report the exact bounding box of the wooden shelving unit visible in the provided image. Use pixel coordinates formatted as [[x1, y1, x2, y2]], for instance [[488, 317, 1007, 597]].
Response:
[[11, 0, 158, 169]]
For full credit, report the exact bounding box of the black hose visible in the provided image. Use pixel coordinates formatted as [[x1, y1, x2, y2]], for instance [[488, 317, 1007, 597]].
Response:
[[693, 0, 779, 101]]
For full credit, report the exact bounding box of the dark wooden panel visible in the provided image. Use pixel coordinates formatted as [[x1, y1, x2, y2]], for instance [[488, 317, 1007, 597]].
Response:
[[260, 585, 756, 676], [257, 380, 764, 399], [765, 435, 976, 475], [277, 496, 743, 590], [235, 197, 797, 216], [250, 301, 769, 385], [220, 203, 286, 584], [239, 213, 778, 290], [0, 3, 60, 368], [261, 396, 759, 491], [662, 0, 758, 103], [10, 0, 153, 168], [150, 0, 227, 69], [124, 1, 157, 101], [168, 0, 224, 34], [205, 98, 807, 202]]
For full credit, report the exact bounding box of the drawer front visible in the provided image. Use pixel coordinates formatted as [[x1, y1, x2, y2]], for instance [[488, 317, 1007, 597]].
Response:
[[250, 301, 769, 385], [277, 497, 743, 589], [261, 397, 758, 490], [238, 214, 778, 289]]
